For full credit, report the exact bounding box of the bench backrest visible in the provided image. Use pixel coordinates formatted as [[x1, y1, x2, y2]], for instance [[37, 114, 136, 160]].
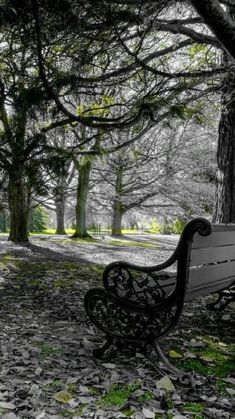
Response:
[[186, 224, 235, 301]]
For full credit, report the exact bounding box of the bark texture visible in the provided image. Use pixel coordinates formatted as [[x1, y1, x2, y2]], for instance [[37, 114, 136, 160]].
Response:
[[190, 0, 235, 59], [213, 67, 235, 222], [73, 158, 92, 238], [111, 164, 124, 236], [8, 170, 29, 243], [55, 185, 66, 234]]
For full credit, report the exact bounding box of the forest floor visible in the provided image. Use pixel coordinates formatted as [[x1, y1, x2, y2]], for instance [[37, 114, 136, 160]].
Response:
[[0, 234, 234, 419]]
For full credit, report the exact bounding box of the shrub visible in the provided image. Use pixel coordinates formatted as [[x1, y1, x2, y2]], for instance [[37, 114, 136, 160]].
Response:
[[159, 217, 172, 234], [148, 218, 161, 233], [29, 206, 49, 232], [172, 218, 186, 234]]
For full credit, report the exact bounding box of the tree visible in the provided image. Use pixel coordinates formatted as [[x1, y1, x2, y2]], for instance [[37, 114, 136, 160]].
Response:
[[43, 129, 76, 235], [0, 38, 49, 242], [92, 109, 217, 234], [28, 205, 48, 232], [212, 4, 235, 222], [0, 0, 224, 240], [190, 0, 235, 60]]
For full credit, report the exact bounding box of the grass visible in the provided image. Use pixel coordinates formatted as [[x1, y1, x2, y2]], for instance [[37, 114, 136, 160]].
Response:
[[44, 380, 64, 389], [99, 384, 134, 408], [173, 334, 235, 381], [50, 235, 160, 248], [33, 341, 63, 360], [107, 238, 159, 248], [183, 402, 204, 413], [98, 382, 152, 409]]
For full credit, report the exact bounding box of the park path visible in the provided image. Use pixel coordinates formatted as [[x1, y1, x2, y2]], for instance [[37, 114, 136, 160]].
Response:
[[0, 234, 179, 266]]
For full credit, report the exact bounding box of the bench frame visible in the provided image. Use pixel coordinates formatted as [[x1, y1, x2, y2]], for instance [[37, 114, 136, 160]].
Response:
[[84, 218, 235, 385]]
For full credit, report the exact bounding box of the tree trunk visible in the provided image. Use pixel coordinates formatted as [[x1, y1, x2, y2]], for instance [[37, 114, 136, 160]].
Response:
[[111, 163, 124, 236], [0, 208, 8, 232], [111, 202, 124, 236], [8, 170, 29, 243], [55, 186, 66, 234], [72, 158, 92, 238], [213, 66, 235, 222]]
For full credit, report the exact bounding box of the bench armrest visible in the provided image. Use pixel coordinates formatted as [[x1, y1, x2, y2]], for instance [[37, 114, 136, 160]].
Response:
[[84, 286, 181, 341], [102, 259, 177, 308]]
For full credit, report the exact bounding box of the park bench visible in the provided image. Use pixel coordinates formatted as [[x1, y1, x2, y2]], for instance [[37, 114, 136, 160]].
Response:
[[84, 218, 235, 384]]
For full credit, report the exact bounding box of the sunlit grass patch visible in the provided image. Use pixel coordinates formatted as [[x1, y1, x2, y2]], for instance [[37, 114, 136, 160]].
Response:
[[99, 383, 133, 408], [98, 382, 153, 409], [172, 335, 235, 380], [107, 238, 160, 248], [183, 401, 204, 413]]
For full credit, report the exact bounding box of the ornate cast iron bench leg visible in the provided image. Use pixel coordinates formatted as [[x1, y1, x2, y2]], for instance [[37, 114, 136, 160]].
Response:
[[138, 340, 194, 386], [92, 336, 115, 359], [206, 285, 235, 311], [84, 287, 194, 386]]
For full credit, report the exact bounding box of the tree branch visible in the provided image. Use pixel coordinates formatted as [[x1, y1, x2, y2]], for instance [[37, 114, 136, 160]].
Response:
[[190, 0, 235, 59]]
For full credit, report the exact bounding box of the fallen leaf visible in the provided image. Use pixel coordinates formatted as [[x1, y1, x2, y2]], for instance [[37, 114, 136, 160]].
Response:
[[66, 377, 79, 385], [53, 391, 73, 403], [82, 338, 93, 350], [77, 396, 95, 404], [35, 412, 46, 419], [35, 367, 42, 376], [200, 355, 214, 362], [2, 414, 18, 419], [168, 350, 183, 358], [0, 402, 16, 410], [184, 351, 197, 359], [78, 385, 90, 394], [156, 375, 175, 392], [142, 407, 155, 418], [102, 363, 117, 369], [221, 315, 231, 321], [225, 387, 235, 396], [222, 377, 235, 385]]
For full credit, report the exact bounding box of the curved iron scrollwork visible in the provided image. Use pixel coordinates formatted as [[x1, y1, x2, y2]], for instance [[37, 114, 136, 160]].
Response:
[[103, 265, 176, 307], [84, 217, 212, 385], [84, 288, 178, 341]]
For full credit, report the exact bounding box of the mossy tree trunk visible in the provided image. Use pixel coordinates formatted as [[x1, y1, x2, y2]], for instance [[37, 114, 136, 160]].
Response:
[[0, 208, 8, 232], [111, 201, 125, 236], [213, 6, 235, 222], [7, 100, 29, 243], [213, 67, 235, 222], [8, 167, 29, 243], [111, 164, 125, 236], [72, 157, 92, 238], [55, 185, 66, 234]]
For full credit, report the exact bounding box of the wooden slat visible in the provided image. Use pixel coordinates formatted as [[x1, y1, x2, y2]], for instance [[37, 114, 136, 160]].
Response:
[[212, 224, 235, 231], [190, 244, 235, 266], [188, 260, 235, 290], [185, 277, 234, 301], [192, 230, 235, 249]]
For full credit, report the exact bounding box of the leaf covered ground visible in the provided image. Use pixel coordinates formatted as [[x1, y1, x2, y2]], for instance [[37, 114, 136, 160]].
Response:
[[0, 236, 234, 419]]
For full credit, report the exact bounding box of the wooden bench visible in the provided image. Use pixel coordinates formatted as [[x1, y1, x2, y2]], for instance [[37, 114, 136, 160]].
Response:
[[84, 218, 235, 385]]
